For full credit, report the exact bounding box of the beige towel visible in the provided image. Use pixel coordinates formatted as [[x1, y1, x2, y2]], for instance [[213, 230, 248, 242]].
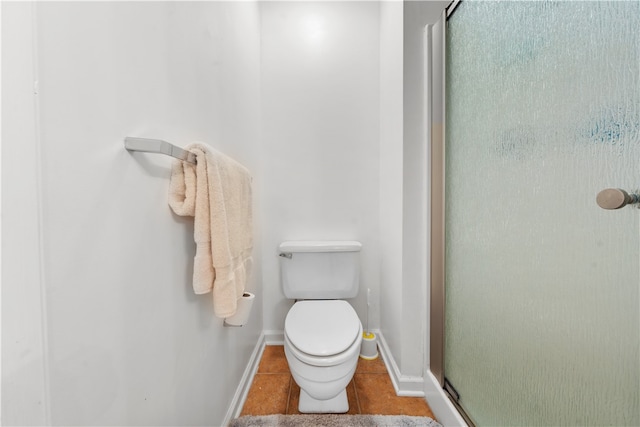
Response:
[[168, 143, 253, 318]]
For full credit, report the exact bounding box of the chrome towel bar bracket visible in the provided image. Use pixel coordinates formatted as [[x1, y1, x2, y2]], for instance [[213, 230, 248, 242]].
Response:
[[124, 137, 197, 165]]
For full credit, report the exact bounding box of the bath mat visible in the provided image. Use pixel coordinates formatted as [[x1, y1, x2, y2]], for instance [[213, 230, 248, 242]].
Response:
[[228, 414, 443, 427]]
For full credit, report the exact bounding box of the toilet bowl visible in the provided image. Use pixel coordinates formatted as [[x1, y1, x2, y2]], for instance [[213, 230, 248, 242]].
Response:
[[284, 300, 362, 413]]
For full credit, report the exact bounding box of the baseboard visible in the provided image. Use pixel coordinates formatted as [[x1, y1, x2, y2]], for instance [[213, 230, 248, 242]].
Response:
[[222, 332, 266, 426], [424, 370, 468, 427], [263, 329, 284, 345], [375, 330, 425, 397]]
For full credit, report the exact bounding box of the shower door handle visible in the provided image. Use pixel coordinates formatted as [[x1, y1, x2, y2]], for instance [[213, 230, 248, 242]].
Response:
[[596, 188, 640, 210]]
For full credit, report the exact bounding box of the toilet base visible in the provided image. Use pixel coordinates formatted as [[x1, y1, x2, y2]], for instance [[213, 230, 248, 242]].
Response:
[[298, 388, 348, 413]]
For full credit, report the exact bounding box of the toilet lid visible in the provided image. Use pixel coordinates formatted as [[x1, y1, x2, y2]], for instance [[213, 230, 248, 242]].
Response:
[[285, 300, 361, 357]]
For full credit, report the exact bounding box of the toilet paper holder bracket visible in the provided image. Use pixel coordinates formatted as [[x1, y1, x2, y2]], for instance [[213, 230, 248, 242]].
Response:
[[223, 320, 243, 327]]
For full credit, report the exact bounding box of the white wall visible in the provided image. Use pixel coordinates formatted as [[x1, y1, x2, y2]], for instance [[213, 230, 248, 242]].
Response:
[[1, 3, 48, 425], [260, 1, 381, 334], [379, 0, 405, 374], [379, 0, 449, 379], [2, 1, 455, 424], [2, 2, 262, 425]]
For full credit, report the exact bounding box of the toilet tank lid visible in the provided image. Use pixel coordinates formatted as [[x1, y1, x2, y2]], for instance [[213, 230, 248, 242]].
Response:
[[279, 241, 362, 253]]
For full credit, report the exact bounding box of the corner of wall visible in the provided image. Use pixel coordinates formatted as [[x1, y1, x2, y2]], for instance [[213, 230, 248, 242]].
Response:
[[376, 330, 425, 397], [378, 0, 405, 377], [1, 2, 50, 425]]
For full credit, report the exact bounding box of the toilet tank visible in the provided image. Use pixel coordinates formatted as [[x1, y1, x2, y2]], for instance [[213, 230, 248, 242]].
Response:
[[279, 241, 362, 299]]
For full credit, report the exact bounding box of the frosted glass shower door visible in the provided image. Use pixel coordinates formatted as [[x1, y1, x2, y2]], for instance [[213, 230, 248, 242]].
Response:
[[444, 1, 640, 425]]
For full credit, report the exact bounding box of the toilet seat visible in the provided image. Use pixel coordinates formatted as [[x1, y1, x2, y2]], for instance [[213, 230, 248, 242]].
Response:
[[285, 300, 360, 357], [285, 321, 362, 368]]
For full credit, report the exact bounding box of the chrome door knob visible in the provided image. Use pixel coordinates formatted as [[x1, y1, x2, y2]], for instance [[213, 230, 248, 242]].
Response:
[[596, 188, 640, 210]]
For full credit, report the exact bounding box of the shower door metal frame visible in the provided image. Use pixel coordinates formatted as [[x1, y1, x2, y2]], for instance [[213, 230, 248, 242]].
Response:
[[428, 9, 447, 389], [429, 3, 475, 425]]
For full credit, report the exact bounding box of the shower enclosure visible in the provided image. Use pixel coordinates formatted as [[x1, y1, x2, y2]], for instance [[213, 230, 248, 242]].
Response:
[[430, 1, 640, 425]]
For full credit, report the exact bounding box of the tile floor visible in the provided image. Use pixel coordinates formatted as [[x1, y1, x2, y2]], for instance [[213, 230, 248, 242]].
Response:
[[240, 345, 437, 419]]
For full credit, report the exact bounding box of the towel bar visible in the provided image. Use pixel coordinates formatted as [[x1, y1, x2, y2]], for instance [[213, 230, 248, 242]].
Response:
[[124, 137, 197, 165]]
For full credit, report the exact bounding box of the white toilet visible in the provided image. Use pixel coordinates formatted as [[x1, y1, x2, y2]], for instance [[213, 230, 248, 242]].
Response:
[[279, 241, 363, 414]]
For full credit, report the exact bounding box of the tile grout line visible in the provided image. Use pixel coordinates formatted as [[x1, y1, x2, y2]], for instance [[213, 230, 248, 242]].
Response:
[[285, 376, 293, 414], [352, 377, 362, 414]]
